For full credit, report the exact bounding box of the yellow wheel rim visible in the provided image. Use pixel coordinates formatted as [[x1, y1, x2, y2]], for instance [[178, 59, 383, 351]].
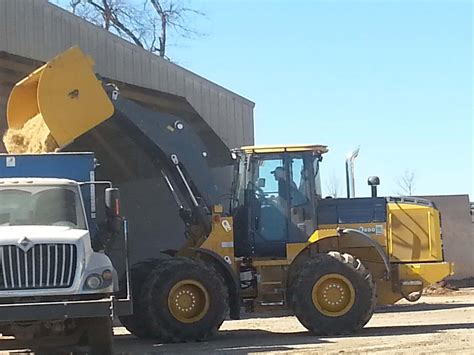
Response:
[[312, 273, 356, 317], [168, 279, 210, 323]]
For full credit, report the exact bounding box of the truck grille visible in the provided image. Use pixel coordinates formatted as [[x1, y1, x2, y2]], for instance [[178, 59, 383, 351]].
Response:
[[0, 244, 77, 290]]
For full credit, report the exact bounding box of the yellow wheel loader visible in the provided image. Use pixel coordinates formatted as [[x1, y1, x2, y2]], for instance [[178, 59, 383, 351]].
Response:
[[4, 47, 454, 342]]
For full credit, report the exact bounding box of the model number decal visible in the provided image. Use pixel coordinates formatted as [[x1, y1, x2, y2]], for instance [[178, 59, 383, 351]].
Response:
[[359, 225, 384, 235]]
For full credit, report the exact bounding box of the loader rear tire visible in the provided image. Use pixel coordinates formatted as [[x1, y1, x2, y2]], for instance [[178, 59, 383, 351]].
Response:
[[291, 251, 376, 335], [118, 259, 162, 339], [142, 257, 228, 343]]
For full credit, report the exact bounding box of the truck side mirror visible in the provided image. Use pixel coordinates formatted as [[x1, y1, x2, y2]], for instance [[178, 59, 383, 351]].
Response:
[[104, 187, 123, 237], [105, 187, 120, 217]]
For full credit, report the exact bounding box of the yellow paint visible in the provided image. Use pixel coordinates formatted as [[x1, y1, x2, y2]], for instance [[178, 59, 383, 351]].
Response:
[[376, 262, 454, 305], [398, 261, 453, 284], [200, 216, 237, 273], [308, 228, 338, 243], [312, 273, 356, 317], [238, 144, 329, 154], [286, 242, 309, 264], [212, 204, 224, 214], [252, 259, 289, 267], [387, 203, 443, 262], [167, 279, 210, 323], [7, 46, 114, 147]]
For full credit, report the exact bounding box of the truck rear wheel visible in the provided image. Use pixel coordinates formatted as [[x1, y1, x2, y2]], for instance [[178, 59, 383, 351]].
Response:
[[291, 252, 376, 335], [86, 316, 113, 355], [142, 257, 228, 342], [118, 259, 161, 338]]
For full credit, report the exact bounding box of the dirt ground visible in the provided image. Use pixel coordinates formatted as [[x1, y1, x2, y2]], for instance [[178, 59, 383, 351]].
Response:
[[112, 289, 474, 354], [1, 289, 473, 354]]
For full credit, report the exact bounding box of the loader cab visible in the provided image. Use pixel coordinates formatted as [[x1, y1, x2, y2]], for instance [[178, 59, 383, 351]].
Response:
[[232, 145, 328, 258]]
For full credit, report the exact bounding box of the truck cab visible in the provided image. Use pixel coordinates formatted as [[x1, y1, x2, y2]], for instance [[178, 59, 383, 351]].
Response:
[[0, 178, 116, 296], [0, 154, 130, 354]]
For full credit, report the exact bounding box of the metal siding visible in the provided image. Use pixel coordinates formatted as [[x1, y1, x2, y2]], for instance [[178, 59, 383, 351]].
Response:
[[201, 85, 211, 130], [5, 0, 17, 54], [217, 92, 227, 144], [226, 96, 236, 148], [167, 66, 177, 95], [193, 80, 203, 122], [0, 0, 254, 147], [161, 60, 169, 92], [176, 68, 185, 95], [0, 1, 6, 49], [32, 1, 44, 58], [235, 101, 243, 148], [209, 88, 219, 137], [243, 104, 254, 145]]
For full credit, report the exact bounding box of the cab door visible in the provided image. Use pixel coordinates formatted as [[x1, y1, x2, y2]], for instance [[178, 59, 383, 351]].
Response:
[[247, 153, 315, 257], [249, 156, 289, 257]]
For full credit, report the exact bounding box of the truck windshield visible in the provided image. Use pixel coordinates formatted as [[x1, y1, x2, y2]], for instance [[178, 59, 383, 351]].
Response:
[[0, 185, 87, 229]]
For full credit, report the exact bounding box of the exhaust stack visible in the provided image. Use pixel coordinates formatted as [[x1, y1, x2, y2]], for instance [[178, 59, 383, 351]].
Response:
[[345, 147, 360, 198]]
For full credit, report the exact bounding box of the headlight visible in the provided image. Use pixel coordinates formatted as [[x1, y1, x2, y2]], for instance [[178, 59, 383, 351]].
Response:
[[102, 269, 113, 281], [85, 274, 103, 289]]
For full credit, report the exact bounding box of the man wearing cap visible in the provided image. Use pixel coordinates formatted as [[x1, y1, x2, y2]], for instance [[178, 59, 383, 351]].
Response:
[[271, 166, 299, 206]]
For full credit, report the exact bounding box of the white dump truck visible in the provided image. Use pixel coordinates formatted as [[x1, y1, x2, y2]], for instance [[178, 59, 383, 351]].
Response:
[[0, 153, 131, 354]]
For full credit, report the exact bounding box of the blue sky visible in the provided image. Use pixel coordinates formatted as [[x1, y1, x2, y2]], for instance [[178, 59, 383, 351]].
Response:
[[57, 0, 473, 198]]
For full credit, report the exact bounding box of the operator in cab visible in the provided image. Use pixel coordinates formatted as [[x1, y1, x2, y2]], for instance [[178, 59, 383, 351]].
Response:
[[271, 166, 306, 207]]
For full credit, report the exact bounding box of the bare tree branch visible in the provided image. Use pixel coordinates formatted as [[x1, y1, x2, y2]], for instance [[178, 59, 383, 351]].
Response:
[[325, 172, 341, 198], [65, 0, 205, 59], [397, 170, 416, 196]]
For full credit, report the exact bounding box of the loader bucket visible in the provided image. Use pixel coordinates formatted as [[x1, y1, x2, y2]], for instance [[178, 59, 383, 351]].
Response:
[[6, 46, 114, 148]]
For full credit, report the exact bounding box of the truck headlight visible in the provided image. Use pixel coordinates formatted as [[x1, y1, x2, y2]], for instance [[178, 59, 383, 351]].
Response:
[[102, 269, 113, 281], [85, 274, 103, 289]]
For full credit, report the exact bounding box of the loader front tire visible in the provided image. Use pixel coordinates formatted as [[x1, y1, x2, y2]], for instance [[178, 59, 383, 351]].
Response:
[[142, 257, 228, 343], [291, 252, 376, 335], [118, 259, 161, 338]]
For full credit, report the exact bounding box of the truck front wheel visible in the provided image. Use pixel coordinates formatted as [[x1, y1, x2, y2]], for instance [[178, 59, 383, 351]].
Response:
[[142, 257, 228, 342]]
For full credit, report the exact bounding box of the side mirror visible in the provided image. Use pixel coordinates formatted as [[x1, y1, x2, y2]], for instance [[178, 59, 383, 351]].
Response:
[[105, 187, 121, 217], [256, 178, 266, 188]]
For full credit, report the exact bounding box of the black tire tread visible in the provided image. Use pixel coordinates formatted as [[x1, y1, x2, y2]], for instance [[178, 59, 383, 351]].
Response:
[[141, 257, 228, 343], [118, 259, 164, 338], [291, 251, 376, 335]]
